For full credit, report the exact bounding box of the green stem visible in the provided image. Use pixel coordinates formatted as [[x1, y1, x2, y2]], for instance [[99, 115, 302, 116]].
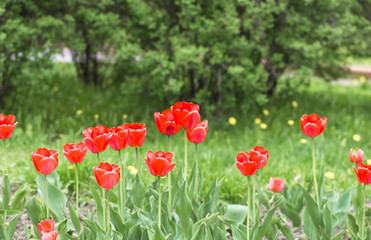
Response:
[[184, 131, 187, 181], [3, 140, 7, 174], [253, 175, 256, 223], [195, 144, 199, 201], [75, 163, 79, 217], [158, 176, 162, 229], [167, 136, 172, 217], [98, 153, 106, 231], [361, 184, 366, 240], [45, 175, 49, 219], [118, 150, 124, 222], [247, 176, 250, 240], [106, 189, 110, 240], [312, 138, 320, 205], [136, 147, 139, 175]]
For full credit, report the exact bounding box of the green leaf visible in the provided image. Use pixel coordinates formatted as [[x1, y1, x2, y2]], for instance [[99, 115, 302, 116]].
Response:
[[127, 224, 141, 239], [109, 205, 126, 237], [175, 182, 193, 239], [90, 185, 103, 228], [279, 199, 301, 227], [300, 185, 323, 228], [330, 230, 344, 240], [68, 203, 81, 233], [56, 219, 67, 233], [253, 200, 280, 240], [5, 216, 18, 240], [37, 174, 67, 221], [227, 205, 247, 224], [231, 224, 246, 240], [323, 206, 333, 237], [25, 197, 43, 226], [276, 222, 294, 240], [0, 210, 23, 217], [337, 188, 351, 212], [303, 208, 318, 240], [3, 175, 10, 210], [153, 223, 167, 240], [132, 174, 145, 209], [347, 213, 358, 239], [10, 187, 29, 211]]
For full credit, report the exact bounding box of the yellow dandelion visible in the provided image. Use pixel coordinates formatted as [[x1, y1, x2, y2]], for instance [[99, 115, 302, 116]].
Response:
[[130, 168, 138, 175], [68, 165, 75, 170], [260, 123, 267, 129], [325, 171, 335, 180], [360, 76, 366, 83], [122, 114, 128, 120], [76, 110, 83, 116], [352, 79, 359, 85], [228, 117, 237, 125], [224, 178, 228, 183], [94, 114, 99, 119], [292, 101, 298, 108], [367, 159, 371, 165], [288, 120, 294, 126], [300, 139, 307, 144], [255, 118, 262, 124], [127, 165, 135, 170], [263, 109, 270, 116], [353, 134, 361, 142]]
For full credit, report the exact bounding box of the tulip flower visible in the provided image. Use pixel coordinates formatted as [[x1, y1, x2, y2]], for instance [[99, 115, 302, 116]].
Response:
[[154, 110, 181, 136], [94, 162, 120, 237], [32, 148, 58, 219], [63, 142, 87, 216], [186, 120, 208, 144], [269, 177, 285, 193], [300, 113, 327, 138], [301, 113, 327, 206], [38, 219, 57, 240], [94, 162, 121, 189], [145, 151, 176, 228], [108, 126, 129, 221], [250, 146, 269, 169], [171, 101, 200, 130], [82, 125, 111, 155], [63, 142, 87, 164], [0, 114, 18, 140], [171, 101, 201, 181], [353, 163, 371, 185], [0, 114, 18, 173], [236, 152, 259, 176], [32, 148, 59, 175], [124, 123, 147, 175], [349, 148, 364, 164]]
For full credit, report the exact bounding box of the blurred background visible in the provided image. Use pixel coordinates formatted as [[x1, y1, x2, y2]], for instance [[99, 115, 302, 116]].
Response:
[[1, 0, 371, 200]]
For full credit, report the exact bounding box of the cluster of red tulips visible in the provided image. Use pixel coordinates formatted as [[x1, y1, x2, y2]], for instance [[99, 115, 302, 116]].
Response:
[[1, 107, 370, 239]]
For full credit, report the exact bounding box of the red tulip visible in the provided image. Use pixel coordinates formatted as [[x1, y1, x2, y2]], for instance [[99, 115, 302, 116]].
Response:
[[82, 125, 111, 154], [108, 126, 129, 151], [269, 177, 285, 193], [250, 146, 269, 169], [63, 142, 87, 164], [154, 109, 181, 136], [236, 152, 259, 176], [187, 120, 208, 144], [124, 123, 147, 147], [31, 148, 58, 175], [145, 151, 176, 177], [349, 148, 364, 163], [94, 162, 120, 189], [171, 101, 201, 129], [353, 162, 371, 185], [0, 114, 18, 139], [300, 114, 327, 138], [38, 219, 57, 240]]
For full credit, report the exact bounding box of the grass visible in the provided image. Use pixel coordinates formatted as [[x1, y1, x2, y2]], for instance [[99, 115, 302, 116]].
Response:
[[2, 65, 371, 206]]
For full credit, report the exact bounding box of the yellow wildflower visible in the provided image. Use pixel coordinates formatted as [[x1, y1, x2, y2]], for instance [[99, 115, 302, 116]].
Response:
[[228, 117, 237, 125], [353, 134, 361, 142], [325, 172, 335, 180], [76, 110, 83, 116], [263, 109, 270, 116], [288, 120, 294, 126], [94, 114, 99, 119], [360, 76, 366, 83], [255, 118, 262, 124], [260, 123, 267, 129], [68, 165, 75, 170], [367, 160, 371, 165], [122, 114, 128, 120], [292, 101, 298, 108], [300, 139, 307, 144]]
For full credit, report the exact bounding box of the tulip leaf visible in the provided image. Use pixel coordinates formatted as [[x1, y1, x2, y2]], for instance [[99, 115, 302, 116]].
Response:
[[132, 174, 145, 209], [279, 199, 301, 227], [330, 230, 344, 240], [10, 186, 29, 211], [190, 222, 206, 240], [276, 222, 294, 240], [5, 216, 18, 240], [214, 226, 228, 240], [109, 205, 126, 238], [318, 166, 326, 207], [25, 197, 43, 238], [37, 174, 67, 221], [253, 201, 280, 240], [303, 208, 319, 240], [127, 224, 141, 240], [227, 205, 247, 224], [300, 185, 323, 228], [3, 175, 10, 210], [91, 185, 103, 228], [337, 188, 351, 213], [231, 224, 246, 240], [347, 213, 359, 239], [323, 206, 334, 238], [0, 223, 4, 240], [56, 218, 67, 233], [68, 203, 81, 233], [354, 184, 364, 216], [153, 223, 167, 240], [200, 180, 221, 218], [175, 182, 193, 239], [0, 209, 23, 217]]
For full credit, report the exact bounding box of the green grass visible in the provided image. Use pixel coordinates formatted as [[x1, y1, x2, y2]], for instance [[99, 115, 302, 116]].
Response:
[[3, 67, 371, 205]]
